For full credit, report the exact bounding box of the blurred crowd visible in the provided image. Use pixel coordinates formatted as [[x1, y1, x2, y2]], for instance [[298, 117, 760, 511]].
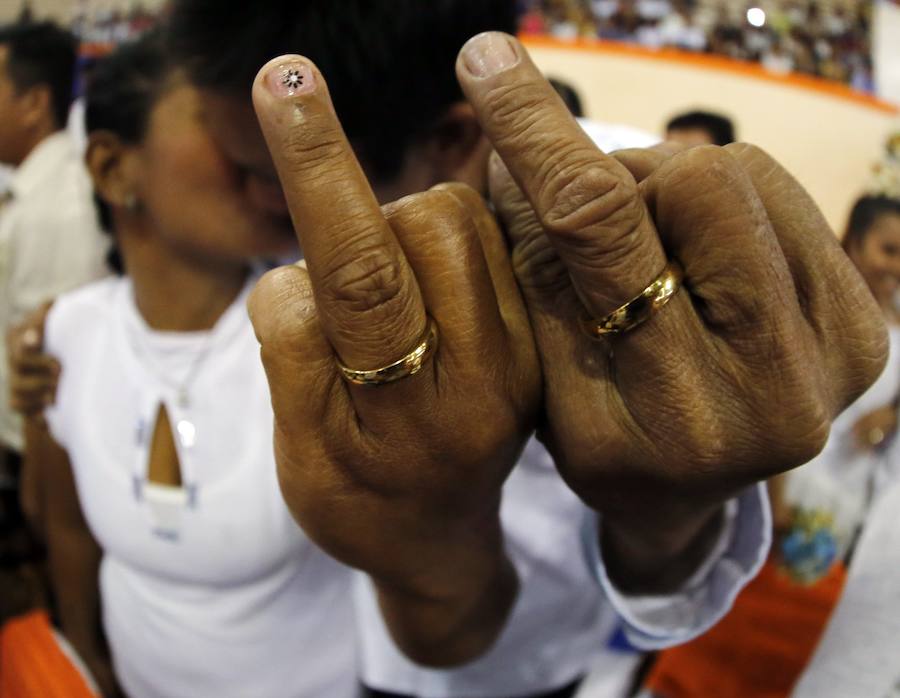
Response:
[[16, 1, 157, 45], [519, 0, 875, 90]]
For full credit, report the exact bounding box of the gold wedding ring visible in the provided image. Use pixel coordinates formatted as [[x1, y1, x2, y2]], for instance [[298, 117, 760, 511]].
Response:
[[337, 317, 439, 386], [583, 260, 684, 338]]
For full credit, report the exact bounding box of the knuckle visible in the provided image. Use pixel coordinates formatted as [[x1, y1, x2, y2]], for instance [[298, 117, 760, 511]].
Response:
[[677, 145, 743, 183], [384, 189, 458, 225], [511, 228, 569, 294], [481, 81, 555, 137], [724, 141, 770, 164], [539, 165, 641, 241], [321, 245, 410, 317]]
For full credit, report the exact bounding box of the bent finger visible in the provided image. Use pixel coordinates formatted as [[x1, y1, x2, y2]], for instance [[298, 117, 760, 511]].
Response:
[[252, 55, 427, 375], [248, 264, 352, 441], [724, 143, 888, 411]]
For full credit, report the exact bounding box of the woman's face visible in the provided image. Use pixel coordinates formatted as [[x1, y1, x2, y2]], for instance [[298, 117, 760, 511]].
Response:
[[132, 78, 297, 264], [851, 212, 900, 310]]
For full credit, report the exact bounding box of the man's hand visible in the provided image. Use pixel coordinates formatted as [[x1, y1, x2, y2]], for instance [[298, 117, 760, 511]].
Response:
[[456, 32, 888, 593], [248, 56, 540, 665], [6, 302, 57, 417]]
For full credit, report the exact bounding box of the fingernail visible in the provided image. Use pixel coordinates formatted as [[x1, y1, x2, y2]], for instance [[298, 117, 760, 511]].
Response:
[[463, 32, 519, 78], [22, 329, 39, 348], [266, 61, 316, 98]]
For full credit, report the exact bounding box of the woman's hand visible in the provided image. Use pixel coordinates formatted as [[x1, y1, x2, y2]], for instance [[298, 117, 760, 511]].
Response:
[[456, 32, 888, 592], [248, 55, 540, 665], [6, 301, 58, 417]]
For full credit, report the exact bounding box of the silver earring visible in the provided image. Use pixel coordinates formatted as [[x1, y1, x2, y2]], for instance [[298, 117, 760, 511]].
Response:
[[124, 193, 139, 211]]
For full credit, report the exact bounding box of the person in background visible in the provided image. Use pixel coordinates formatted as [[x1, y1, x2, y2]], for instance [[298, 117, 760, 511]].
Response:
[[20, 33, 356, 698], [664, 109, 736, 146], [0, 21, 108, 489], [549, 76, 584, 117]]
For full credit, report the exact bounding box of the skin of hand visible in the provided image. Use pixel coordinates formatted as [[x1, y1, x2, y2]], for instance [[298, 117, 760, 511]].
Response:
[[852, 404, 898, 451], [456, 32, 889, 592], [247, 57, 540, 666], [6, 301, 58, 416]]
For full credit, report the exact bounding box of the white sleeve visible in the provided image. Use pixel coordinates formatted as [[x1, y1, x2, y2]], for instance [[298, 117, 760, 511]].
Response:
[[584, 482, 771, 650]]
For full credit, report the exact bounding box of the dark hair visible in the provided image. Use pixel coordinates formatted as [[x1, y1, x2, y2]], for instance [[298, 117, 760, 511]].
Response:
[[167, 0, 519, 180], [843, 195, 900, 253], [549, 77, 584, 118], [0, 21, 77, 129], [666, 110, 736, 146], [85, 31, 173, 273]]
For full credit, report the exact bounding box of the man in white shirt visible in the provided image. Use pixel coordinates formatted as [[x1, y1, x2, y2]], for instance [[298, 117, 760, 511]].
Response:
[[0, 22, 108, 473]]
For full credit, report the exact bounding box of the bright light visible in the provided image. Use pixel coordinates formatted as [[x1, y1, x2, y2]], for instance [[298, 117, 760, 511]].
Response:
[[747, 7, 766, 27]]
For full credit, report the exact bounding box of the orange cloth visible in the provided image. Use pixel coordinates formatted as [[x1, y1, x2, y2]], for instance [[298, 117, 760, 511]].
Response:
[[645, 558, 846, 698], [0, 610, 97, 698]]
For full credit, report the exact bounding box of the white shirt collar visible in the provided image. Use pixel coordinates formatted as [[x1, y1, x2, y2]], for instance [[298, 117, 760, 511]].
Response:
[[9, 131, 76, 199]]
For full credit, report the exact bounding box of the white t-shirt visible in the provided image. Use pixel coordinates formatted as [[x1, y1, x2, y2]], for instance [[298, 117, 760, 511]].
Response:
[[0, 131, 109, 451], [45, 276, 358, 698]]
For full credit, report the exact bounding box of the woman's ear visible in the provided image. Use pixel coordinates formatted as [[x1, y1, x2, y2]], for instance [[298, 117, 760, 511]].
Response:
[[86, 131, 139, 209]]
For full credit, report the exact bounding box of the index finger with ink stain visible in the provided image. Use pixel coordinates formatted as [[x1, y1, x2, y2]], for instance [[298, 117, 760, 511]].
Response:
[[252, 55, 427, 374]]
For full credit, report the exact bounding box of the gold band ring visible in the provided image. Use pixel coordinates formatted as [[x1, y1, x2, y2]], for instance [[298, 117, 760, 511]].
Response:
[[337, 317, 439, 386], [583, 260, 684, 338]]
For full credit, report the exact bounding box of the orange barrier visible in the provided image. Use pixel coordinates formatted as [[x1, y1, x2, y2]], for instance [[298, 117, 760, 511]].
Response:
[[521, 35, 899, 116], [643, 557, 846, 698], [0, 611, 97, 698]]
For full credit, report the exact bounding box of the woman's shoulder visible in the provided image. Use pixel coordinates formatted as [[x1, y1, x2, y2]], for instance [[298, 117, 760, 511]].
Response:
[[45, 276, 125, 353]]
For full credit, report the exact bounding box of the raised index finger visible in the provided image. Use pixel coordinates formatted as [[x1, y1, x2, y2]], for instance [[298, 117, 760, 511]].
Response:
[[252, 55, 426, 372], [456, 33, 665, 319]]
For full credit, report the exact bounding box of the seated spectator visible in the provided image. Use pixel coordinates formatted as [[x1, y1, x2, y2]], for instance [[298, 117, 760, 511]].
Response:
[[665, 109, 736, 146], [524, 0, 875, 89], [549, 76, 585, 117]]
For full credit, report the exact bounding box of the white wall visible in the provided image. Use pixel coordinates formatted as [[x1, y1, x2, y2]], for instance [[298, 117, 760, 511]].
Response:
[[526, 38, 899, 233]]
